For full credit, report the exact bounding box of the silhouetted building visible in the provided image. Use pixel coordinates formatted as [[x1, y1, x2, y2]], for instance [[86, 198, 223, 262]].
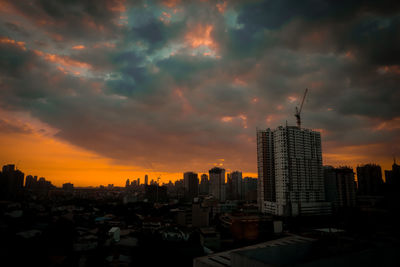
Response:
[[227, 171, 242, 200], [209, 167, 226, 202], [183, 172, 199, 201], [385, 158, 400, 188], [357, 164, 384, 195], [25, 175, 37, 189], [242, 177, 258, 202], [145, 184, 167, 202], [125, 179, 130, 188], [36, 177, 54, 193], [324, 166, 356, 208], [145, 174, 148, 185], [0, 164, 24, 198], [257, 126, 330, 216], [199, 174, 209, 195], [192, 203, 210, 227], [62, 183, 74, 191]]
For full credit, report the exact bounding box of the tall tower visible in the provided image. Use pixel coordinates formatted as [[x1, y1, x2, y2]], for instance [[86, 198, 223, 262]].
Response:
[[257, 129, 275, 212], [145, 174, 148, 186], [257, 126, 330, 216], [228, 171, 242, 200], [183, 172, 199, 201], [209, 167, 226, 202]]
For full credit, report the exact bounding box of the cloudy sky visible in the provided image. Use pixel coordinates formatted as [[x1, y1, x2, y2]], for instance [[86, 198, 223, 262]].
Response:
[[1, 0, 399, 186]]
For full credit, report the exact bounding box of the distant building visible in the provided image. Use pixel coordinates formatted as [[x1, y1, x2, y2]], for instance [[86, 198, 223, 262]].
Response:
[[145, 184, 167, 202], [257, 126, 330, 216], [145, 174, 148, 185], [125, 179, 130, 188], [357, 164, 384, 195], [192, 203, 210, 227], [209, 167, 226, 202], [324, 166, 356, 208], [242, 177, 257, 202], [227, 171, 242, 200], [25, 175, 37, 189], [183, 172, 199, 201], [0, 164, 24, 198], [62, 183, 74, 191], [385, 158, 400, 188], [199, 174, 209, 195]]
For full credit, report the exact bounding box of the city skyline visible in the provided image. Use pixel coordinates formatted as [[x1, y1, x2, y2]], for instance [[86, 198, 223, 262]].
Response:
[[1, 1, 399, 187]]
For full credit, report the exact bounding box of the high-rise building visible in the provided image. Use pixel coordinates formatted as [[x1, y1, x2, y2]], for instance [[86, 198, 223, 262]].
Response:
[[0, 164, 24, 198], [324, 166, 356, 208], [25, 175, 35, 189], [385, 158, 400, 188], [242, 177, 258, 202], [183, 172, 199, 201], [209, 167, 226, 202], [357, 164, 383, 195], [227, 171, 242, 200], [199, 174, 209, 195], [257, 126, 330, 216], [125, 179, 130, 188], [145, 174, 148, 185]]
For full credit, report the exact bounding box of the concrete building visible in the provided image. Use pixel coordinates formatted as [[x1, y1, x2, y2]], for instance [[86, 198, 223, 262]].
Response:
[[209, 167, 226, 202], [227, 171, 242, 200], [324, 166, 356, 208], [242, 177, 257, 202], [0, 164, 24, 198], [257, 126, 330, 216], [200, 174, 209, 195], [183, 172, 199, 201], [357, 164, 384, 195], [194, 235, 314, 267]]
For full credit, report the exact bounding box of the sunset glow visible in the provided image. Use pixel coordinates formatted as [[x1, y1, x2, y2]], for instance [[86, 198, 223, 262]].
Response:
[[0, 0, 399, 187]]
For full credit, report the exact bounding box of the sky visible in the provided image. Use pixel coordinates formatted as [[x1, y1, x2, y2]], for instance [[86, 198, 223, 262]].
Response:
[[0, 0, 399, 187]]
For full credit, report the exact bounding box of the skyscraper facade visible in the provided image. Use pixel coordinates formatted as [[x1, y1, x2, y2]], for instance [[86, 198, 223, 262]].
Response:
[[227, 171, 242, 200], [357, 164, 383, 195], [257, 126, 330, 216], [183, 172, 199, 201], [199, 174, 209, 195], [0, 164, 24, 198], [209, 167, 226, 202], [324, 166, 356, 208]]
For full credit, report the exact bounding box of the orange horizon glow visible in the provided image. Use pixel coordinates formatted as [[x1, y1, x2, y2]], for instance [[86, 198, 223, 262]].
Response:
[[0, 121, 394, 187]]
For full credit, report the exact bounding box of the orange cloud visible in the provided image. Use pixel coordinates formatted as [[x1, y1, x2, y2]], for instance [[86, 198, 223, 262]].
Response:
[[72, 45, 86, 50], [373, 117, 400, 131], [185, 24, 215, 49], [221, 116, 233, 122], [34, 50, 91, 75], [378, 65, 400, 75], [0, 37, 26, 50], [174, 88, 193, 114], [216, 1, 228, 14], [108, 0, 126, 12], [162, 0, 181, 8]]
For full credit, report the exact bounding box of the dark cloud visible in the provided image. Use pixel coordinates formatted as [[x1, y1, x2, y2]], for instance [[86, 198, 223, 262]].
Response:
[[0, 0, 399, 172]]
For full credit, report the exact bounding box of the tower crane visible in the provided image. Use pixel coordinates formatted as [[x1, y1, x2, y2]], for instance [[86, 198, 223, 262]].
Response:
[[295, 88, 308, 129]]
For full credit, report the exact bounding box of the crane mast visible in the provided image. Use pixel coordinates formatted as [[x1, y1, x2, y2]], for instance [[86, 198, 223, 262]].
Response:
[[295, 88, 308, 129]]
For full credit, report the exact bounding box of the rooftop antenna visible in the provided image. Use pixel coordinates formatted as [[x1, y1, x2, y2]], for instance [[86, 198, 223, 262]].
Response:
[[295, 88, 308, 129]]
